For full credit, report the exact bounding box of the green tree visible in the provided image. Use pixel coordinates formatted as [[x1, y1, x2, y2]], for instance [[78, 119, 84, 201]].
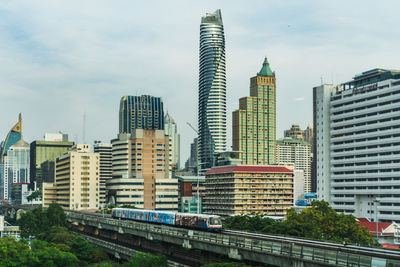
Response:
[[17, 203, 67, 238], [27, 190, 42, 202], [31, 239, 80, 267], [122, 252, 168, 267], [0, 237, 38, 266], [46, 203, 67, 228], [68, 235, 109, 265], [224, 201, 377, 246]]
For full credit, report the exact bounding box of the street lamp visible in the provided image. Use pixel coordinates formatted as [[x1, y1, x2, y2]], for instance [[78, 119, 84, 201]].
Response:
[[373, 199, 380, 240]]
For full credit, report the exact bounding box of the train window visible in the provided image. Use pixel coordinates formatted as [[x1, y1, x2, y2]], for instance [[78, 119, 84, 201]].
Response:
[[210, 217, 222, 225]]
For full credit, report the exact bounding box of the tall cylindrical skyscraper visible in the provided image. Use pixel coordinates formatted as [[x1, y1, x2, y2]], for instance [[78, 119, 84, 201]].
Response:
[[198, 9, 226, 173]]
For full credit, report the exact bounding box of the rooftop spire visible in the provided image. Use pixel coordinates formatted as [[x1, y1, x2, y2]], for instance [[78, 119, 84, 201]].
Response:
[[11, 113, 22, 133], [258, 57, 274, 76]]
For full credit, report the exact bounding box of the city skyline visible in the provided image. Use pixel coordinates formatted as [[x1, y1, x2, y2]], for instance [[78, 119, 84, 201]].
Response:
[[1, 1, 400, 164]]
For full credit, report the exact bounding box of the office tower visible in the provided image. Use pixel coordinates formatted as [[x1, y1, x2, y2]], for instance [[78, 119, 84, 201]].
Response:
[[198, 9, 226, 172], [93, 142, 112, 205], [0, 139, 30, 204], [164, 112, 180, 171], [233, 58, 276, 165], [30, 134, 74, 190], [276, 138, 312, 193], [119, 95, 164, 134], [45, 144, 99, 210], [0, 114, 22, 164], [108, 130, 178, 211], [204, 165, 294, 216], [315, 69, 400, 223]]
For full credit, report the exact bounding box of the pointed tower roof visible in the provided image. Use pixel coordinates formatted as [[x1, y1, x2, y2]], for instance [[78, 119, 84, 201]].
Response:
[[165, 112, 176, 124], [258, 57, 274, 76], [11, 113, 22, 133], [0, 113, 23, 163]]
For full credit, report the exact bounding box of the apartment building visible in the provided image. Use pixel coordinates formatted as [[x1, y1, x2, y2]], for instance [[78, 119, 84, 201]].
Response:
[[314, 69, 400, 223], [50, 144, 99, 210], [204, 165, 294, 216]]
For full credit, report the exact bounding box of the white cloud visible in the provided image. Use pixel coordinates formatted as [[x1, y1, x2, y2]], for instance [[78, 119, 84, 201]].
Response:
[[0, 0, 400, 163]]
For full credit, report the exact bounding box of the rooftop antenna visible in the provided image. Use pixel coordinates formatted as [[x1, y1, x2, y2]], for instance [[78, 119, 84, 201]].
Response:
[[320, 75, 323, 85], [82, 111, 86, 144]]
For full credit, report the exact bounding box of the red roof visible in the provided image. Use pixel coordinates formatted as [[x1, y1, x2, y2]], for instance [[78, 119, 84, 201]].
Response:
[[358, 220, 393, 235], [381, 243, 399, 250], [357, 218, 370, 223], [205, 165, 293, 175]]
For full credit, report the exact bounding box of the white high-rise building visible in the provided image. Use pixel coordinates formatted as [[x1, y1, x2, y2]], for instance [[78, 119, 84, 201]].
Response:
[[277, 138, 312, 193], [198, 9, 226, 173], [164, 112, 180, 171], [93, 142, 112, 205], [314, 69, 400, 223], [0, 139, 30, 204]]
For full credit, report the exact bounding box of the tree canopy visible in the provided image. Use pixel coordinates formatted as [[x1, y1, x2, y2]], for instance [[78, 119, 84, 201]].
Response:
[[224, 200, 377, 247], [17, 203, 67, 239], [122, 252, 167, 267]]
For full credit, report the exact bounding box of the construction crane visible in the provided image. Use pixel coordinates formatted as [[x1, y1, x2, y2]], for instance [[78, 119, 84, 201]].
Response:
[[186, 122, 198, 134]]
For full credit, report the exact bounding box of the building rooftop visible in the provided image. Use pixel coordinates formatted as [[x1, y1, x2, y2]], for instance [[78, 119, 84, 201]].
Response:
[[205, 165, 293, 175], [342, 68, 400, 88], [357, 218, 399, 236], [277, 138, 311, 146], [164, 112, 176, 124], [258, 57, 274, 77], [201, 9, 223, 25]]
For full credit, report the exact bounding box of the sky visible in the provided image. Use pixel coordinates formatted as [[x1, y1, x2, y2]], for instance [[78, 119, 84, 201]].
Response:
[[0, 0, 399, 166]]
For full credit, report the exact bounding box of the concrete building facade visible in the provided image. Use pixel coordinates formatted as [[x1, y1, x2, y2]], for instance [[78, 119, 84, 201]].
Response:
[[108, 130, 178, 211], [276, 138, 312, 193], [52, 144, 100, 210], [204, 165, 293, 216], [233, 58, 276, 165], [177, 176, 205, 213], [93, 142, 112, 205], [314, 69, 400, 223]]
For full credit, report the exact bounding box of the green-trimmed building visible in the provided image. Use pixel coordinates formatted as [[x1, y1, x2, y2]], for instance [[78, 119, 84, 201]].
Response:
[[30, 139, 74, 190], [233, 57, 276, 165]]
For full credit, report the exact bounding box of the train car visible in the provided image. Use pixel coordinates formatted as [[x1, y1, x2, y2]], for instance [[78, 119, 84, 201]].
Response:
[[175, 213, 222, 231], [112, 208, 150, 222], [148, 211, 176, 225], [112, 208, 223, 231]]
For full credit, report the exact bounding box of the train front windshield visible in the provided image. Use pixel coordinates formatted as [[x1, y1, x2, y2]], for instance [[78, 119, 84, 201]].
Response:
[[210, 217, 222, 226]]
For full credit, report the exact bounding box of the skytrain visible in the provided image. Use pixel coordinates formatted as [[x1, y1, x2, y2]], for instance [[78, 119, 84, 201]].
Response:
[[112, 208, 223, 231]]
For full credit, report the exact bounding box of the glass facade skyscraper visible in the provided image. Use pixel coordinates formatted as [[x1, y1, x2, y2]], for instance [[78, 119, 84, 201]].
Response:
[[119, 95, 164, 134], [198, 9, 226, 172], [0, 139, 30, 203], [30, 138, 74, 190]]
